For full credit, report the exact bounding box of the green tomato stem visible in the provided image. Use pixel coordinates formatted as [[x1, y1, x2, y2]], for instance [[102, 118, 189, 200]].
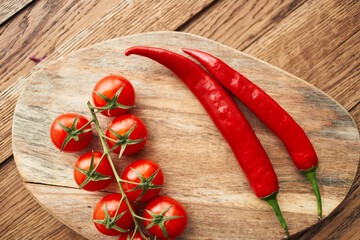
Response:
[[77, 118, 94, 130], [119, 179, 143, 185], [91, 152, 107, 173], [87, 101, 149, 240], [134, 214, 154, 221]]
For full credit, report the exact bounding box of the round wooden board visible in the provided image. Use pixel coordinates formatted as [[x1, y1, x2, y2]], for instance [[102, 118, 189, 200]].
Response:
[[12, 32, 359, 240]]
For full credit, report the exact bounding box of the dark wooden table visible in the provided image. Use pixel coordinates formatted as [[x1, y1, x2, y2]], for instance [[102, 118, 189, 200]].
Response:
[[0, 0, 359, 239]]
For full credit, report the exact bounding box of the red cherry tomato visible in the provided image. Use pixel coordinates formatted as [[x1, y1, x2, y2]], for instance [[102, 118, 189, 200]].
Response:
[[73, 152, 114, 191], [50, 113, 92, 152], [93, 193, 135, 236], [106, 114, 147, 155], [92, 75, 135, 117], [121, 159, 164, 202], [118, 231, 147, 240], [143, 196, 187, 240]]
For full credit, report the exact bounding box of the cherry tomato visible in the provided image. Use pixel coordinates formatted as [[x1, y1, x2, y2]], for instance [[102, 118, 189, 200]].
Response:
[[93, 193, 135, 236], [92, 75, 135, 117], [106, 114, 147, 155], [118, 231, 147, 240], [121, 159, 164, 202], [73, 152, 114, 191], [50, 113, 92, 152], [143, 196, 187, 240]]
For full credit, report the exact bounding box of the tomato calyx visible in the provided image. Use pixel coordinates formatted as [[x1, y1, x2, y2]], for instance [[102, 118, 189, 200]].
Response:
[[56, 115, 93, 151], [145, 205, 182, 240], [122, 167, 164, 201], [74, 152, 112, 189], [93, 198, 129, 233], [94, 84, 134, 116], [105, 122, 146, 157]]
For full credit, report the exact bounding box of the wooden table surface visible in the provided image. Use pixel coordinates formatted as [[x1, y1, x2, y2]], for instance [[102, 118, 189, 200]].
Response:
[[0, 0, 359, 239]]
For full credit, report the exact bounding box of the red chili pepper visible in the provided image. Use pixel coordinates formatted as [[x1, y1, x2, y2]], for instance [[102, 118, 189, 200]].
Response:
[[125, 46, 289, 236], [182, 48, 322, 220]]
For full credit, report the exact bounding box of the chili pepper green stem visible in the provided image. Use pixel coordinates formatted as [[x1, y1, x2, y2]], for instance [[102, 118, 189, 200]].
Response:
[[262, 192, 289, 238], [304, 169, 322, 220], [87, 101, 149, 240]]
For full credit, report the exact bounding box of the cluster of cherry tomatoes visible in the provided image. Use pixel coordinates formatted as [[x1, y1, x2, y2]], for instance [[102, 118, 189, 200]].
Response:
[[50, 75, 187, 240]]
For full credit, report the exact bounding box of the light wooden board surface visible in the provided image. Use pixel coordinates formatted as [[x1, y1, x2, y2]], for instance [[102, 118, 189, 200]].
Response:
[[12, 32, 359, 239], [0, 0, 33, 25]]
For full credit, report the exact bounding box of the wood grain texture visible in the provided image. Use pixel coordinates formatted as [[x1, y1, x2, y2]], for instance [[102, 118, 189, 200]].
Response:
[[1, 0, 360, 239], [0, 0, 215, 164], [182, 0, 360, 110], [12, 32, 359, 239], [0, 0, 34, 25], [0, 0, 120, 91]]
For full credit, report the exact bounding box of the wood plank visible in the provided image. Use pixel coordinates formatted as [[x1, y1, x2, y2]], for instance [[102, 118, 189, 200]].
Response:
[[0, 0, 120, 91], [181, 0, 307, 52], [0, 0, 215, 164], [12, 32, 359, 239], [301, 30, 360, 111], [0, 158, 85, 240], [182, 0, 360, 110], [0, 0, 34, 25]]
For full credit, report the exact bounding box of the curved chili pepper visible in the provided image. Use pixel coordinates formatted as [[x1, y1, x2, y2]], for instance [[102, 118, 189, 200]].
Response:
[[182, 48, 322, 220], [125, 46, 289, 236]]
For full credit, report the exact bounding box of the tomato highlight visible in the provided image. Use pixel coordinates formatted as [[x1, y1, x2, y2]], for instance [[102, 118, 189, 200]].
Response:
[[92, 75, 135, 117]]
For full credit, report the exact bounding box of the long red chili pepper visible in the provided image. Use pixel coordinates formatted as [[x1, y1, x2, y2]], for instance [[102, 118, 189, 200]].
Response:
[[182, 48, 322, 219], [125, 46, 289, 236]]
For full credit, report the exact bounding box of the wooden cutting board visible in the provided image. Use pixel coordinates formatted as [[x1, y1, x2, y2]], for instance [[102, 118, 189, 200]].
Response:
[[12, 32, 359, 240]]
